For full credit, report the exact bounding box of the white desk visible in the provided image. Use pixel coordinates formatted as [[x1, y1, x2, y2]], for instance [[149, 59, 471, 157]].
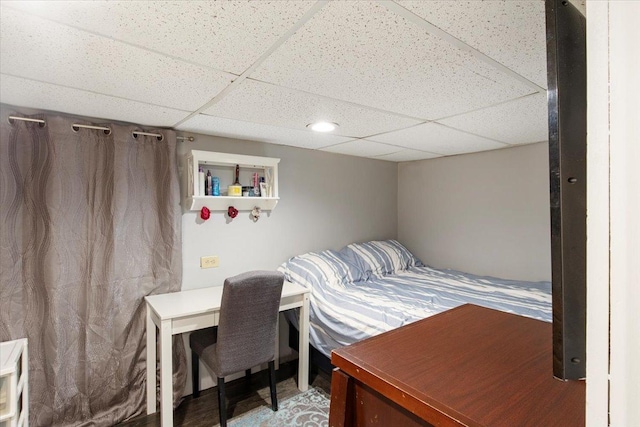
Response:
[[145, 281, 310, 427]]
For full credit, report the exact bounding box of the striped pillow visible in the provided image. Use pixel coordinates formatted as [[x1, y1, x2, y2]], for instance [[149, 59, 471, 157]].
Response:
[[279, 249, 363, 291], [345, 240, 423, 279]]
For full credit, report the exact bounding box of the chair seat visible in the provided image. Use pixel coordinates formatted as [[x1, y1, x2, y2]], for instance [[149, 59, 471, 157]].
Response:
[[189, 327, 217, 356]]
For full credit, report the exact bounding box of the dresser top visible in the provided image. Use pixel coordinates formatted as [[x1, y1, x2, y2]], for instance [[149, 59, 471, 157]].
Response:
[[331, 304, 585, 427]]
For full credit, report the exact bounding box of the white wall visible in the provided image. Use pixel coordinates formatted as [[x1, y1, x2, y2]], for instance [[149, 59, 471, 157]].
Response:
[[607, 5, 640, 424], [586, 2, 640, 425], [398, 142, 551, 282], [178, 134, 398, 290], [585, 1, 609, 423]]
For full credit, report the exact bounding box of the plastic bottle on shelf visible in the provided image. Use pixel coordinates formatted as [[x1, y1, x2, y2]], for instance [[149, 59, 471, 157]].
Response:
[[253, 172, 260, 197], [198, 167, 205, 196], [212, 176, 220, 196], [259, 176, 267, 198], [206, 170, 212, 196]]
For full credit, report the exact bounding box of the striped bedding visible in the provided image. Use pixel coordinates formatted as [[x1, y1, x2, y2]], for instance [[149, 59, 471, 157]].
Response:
[[279, 240, 552, 357]]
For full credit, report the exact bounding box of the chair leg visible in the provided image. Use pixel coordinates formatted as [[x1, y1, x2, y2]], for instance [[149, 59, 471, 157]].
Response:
[[245, 369, 251, 379], [268, 360, 278, 411], [218, 377, 227, 427], [191, 351, 200, 398]]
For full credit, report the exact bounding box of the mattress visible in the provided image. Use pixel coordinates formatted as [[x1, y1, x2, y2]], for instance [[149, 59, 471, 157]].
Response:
[[280, 240, 552, 357]]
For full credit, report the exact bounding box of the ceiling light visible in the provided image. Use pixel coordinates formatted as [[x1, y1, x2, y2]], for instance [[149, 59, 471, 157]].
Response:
[[307, 121, 339, 132]]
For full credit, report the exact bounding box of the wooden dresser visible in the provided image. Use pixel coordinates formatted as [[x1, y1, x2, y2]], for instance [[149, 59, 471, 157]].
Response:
[[329, 304, 585, 427]]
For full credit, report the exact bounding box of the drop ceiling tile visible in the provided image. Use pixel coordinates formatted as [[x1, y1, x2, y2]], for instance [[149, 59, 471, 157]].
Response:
[[374, 149, 442, 163], [2, 0, 316, 75], [177, 114, 352, 150], [0, 74, 190, 126], [320, 139, 400, 157], [369, 122, 507, 156], [0, 7, 233, 111], [396, 1, 547, 88], [251, 1, 534, 120], [438, 94, 548, 145], [203, 79, 422, 138]]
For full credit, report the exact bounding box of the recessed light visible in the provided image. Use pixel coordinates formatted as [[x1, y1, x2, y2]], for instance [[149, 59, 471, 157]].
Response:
[[307, 121, 339, 132]]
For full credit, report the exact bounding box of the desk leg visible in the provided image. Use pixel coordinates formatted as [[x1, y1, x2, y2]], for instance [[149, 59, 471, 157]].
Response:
[[159, 320, 173, 427], [298, 294, 310, 391], [146, 305, 156, 415]]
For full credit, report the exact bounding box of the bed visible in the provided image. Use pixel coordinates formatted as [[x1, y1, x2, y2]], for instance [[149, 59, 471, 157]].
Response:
[[279, 240, 552, 359]]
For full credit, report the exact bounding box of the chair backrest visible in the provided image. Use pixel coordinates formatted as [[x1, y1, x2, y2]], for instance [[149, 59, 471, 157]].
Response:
[[213, 270, 285, 377]]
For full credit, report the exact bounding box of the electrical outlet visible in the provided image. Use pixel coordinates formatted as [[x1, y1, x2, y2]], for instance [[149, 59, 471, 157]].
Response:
[[200, 255, 219, 269]]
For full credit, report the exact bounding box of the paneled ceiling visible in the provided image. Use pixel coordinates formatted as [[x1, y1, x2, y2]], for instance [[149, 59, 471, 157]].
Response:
[[0, 1, 579, 162]]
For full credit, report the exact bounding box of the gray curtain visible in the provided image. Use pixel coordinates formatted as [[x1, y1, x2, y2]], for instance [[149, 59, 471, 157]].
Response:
[[0, 107, 186, 426]]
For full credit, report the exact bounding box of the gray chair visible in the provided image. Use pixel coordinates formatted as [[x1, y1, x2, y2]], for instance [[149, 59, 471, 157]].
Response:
[[189, 271, 285, 427]]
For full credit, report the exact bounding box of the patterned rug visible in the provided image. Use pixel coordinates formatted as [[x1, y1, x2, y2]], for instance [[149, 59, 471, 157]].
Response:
[[228, 388, 329, 427]]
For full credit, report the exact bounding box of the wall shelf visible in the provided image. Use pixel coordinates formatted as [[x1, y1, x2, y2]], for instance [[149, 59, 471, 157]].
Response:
[[184, 150, 280, 212], [189, 196, 279, 212]]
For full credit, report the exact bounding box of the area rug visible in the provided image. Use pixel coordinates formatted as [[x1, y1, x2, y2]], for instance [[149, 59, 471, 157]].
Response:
[[228, 387, 329, 427]]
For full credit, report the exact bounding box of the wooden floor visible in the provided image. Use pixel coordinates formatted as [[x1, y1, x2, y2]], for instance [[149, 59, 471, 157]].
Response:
[[119, 361, 332, 427]]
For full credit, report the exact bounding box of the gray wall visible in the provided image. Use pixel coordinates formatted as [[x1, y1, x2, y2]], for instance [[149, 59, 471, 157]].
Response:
[[398, 142, 551, 282], [178, 133, 397, 394], [179, 135, 398, 291]]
